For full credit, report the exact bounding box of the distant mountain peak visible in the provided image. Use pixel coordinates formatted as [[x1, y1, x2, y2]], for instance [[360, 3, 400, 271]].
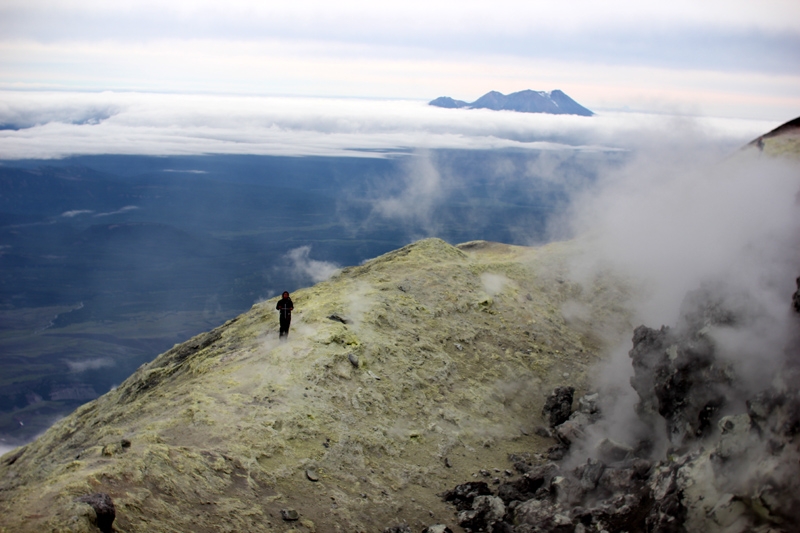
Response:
[[429, 89, 594, 116]]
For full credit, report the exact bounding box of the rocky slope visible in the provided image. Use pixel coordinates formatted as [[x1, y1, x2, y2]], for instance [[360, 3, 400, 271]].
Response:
[[0, 238, 632, 533], [747, 116, 800, 158], [439, 282, 800, 533]]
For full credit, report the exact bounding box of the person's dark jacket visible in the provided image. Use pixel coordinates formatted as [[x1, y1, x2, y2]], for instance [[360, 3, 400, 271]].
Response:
[[276, 297, 293, 317]]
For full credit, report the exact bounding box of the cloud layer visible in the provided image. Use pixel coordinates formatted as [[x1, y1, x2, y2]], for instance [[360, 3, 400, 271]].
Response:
[[0, 91, 777, 160]]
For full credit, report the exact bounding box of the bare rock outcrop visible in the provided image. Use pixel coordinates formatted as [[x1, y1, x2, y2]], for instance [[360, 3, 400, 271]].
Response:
[[441, 275, 800, 533]]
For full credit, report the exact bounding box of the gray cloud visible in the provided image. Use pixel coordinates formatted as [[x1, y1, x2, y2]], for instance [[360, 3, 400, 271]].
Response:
[[1, 2, 797, 76]]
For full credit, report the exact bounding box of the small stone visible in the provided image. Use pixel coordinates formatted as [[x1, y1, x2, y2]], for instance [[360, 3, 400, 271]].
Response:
[[327, 314, 349, 324], [306, 468, 319, 482], [280, 509, 299, 521], [444, 457, 452, 468], [454, 343, 463, 351], [348, 353, 359, 367], [367, 370, 381, 380]]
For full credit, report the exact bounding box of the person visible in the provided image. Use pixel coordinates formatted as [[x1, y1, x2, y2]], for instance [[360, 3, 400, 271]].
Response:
[[276, 291, 294, 338]]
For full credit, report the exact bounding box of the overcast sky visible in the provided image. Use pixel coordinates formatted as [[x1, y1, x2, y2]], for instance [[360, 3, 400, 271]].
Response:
[[1, 0, 799, 121]]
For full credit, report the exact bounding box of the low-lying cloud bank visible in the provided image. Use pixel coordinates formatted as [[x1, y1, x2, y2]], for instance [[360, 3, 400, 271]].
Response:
[[0, 91, 776, 160]]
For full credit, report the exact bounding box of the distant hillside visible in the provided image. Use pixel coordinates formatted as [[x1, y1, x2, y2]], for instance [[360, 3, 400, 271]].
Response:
[[429, 90, 594, 116]]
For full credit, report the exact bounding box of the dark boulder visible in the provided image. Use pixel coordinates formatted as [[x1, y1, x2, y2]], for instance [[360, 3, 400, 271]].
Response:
[[628, 323, 730, 447], [513, 499, 574, 532], [442, 481, 492, 511], [542, 387, 575, 428], [496, 463, 559, 504], [75, 493, 115, 533], [793, 276, 800, 313], [573, 458, 605, 491], [457, 495, 505, 532]]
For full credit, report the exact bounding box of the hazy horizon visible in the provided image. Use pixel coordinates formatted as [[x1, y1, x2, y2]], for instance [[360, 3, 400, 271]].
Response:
[[1, 1, 798, 121]]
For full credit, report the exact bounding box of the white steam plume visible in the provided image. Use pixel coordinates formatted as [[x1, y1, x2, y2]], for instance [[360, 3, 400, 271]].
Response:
[[285, 246, 341, 284], [370, 153, 446, 236], [64, 357, 116, 373], [564, 123, 800, 455]]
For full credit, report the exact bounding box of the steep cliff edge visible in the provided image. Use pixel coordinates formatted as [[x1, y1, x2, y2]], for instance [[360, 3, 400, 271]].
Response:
[[0, 238, 632, 533]]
